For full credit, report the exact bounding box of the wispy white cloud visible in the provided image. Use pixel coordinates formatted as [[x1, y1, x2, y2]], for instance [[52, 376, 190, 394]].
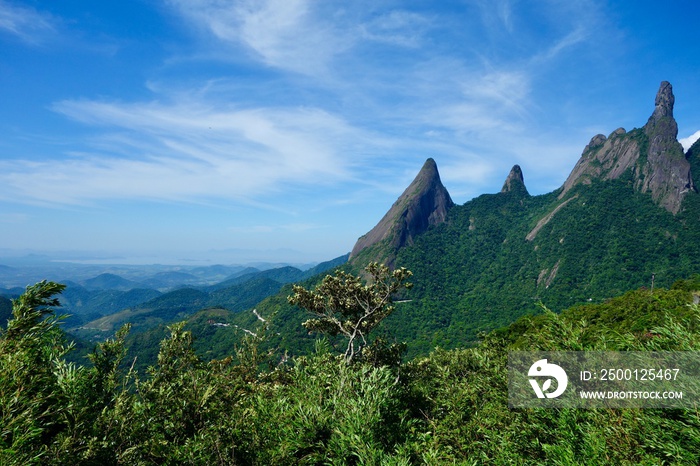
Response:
[[166, 0, 352, 76], [0, 0, 56, 44], [473, 0, 515, 34], [533, 26, 589, 63], [0, 97, 368, 206], [359, 10, 433, 47], [162, 0, 592, 137], [462, 69, 531, 116], [165, 0, 442, 78], [379, 57, 532, 144]]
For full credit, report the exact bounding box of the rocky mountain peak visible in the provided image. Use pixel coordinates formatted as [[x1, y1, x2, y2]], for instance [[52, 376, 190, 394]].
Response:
[[649, 80, 675, 123], [349, 158, 454, 265], [501, 165, 529, 195], [558, 81, 694, 214]]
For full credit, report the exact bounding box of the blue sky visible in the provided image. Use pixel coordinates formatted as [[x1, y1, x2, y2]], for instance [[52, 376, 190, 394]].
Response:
[[1, 0, 699, 265]]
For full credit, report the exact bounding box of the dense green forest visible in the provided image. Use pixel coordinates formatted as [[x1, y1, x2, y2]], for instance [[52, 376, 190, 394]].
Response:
[[3, 271, 700, 464]]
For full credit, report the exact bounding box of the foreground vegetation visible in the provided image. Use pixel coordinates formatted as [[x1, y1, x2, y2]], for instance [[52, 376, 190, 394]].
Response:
[[2, 272, 700, 464]]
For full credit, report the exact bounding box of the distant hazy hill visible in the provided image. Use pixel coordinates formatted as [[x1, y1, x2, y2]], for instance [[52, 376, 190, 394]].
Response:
[[209, 256, 349, 291], [301, 253, 350, 277], [687, 137, 700, 188], [140, 271, 201, 289], [68, 259, 348, 347], [208, 266, 304, 291], [189, 264, 247, 278], [82, 273, 143, 291], [58, 282, 162, 321]]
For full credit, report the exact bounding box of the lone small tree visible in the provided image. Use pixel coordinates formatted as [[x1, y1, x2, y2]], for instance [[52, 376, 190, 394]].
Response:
[[288, 262, 412, 363]]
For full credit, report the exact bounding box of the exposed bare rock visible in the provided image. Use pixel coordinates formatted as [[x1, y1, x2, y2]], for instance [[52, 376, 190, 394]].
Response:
[[649, 81, 675, 122], [526, 195, 578, 241], [558, 81, 694, 214], [537, 259, 561, 288], [560, 128, 639, 194], [583, 134, 607, 153], [501, 165, 529, 195], [349, 158, 453, 265]]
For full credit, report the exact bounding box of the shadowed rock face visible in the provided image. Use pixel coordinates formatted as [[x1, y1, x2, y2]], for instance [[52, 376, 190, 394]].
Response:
[[349, 158, 453, 264], [559, 81, 694, 214], [501, 165, 529, 195]]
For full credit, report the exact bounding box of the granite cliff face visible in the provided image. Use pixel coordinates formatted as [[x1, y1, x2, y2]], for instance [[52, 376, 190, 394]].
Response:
[[559, 81, 694, 213], [349, 158, 453, 265]]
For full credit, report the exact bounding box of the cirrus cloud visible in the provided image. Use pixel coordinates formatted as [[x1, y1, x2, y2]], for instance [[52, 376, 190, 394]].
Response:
[[0, 98, 364, 206], [0, 0, 56, 44]]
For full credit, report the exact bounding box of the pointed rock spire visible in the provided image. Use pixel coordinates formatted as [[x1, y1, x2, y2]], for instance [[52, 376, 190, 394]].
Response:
[[349, 158, 454, 265], [501, 165, 529, 195], [644, 81, 679, 147], [648, 80, 675, 124]]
